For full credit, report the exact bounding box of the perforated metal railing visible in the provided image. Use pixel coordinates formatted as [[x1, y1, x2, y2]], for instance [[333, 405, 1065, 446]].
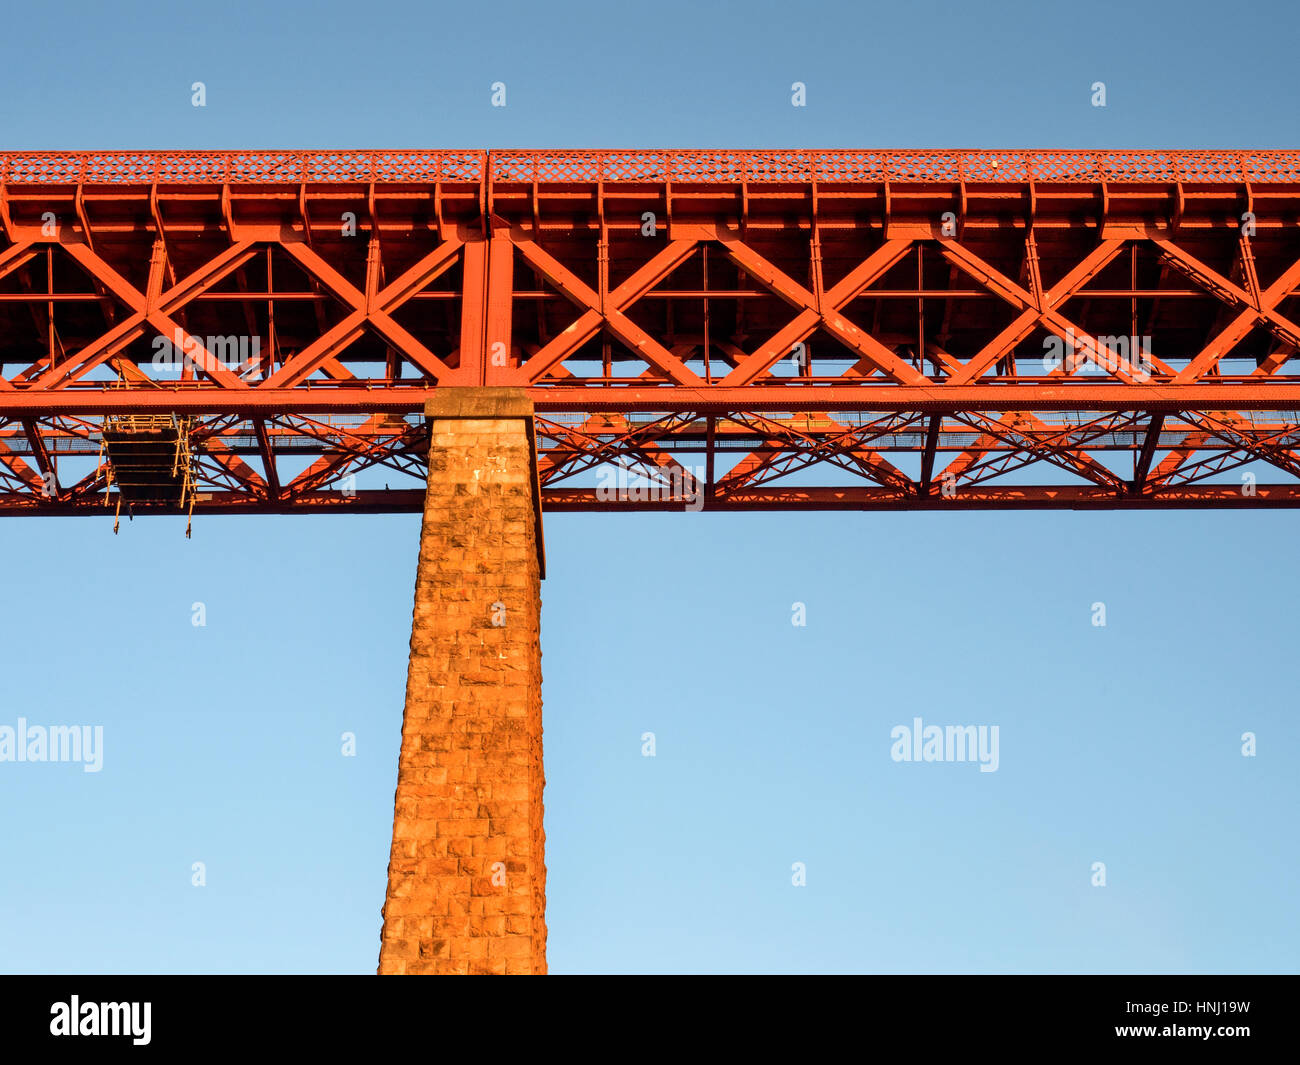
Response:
[[0, 150, 486, 184], [1, 149, 1298, 185], [489, 149, 1300, 184]]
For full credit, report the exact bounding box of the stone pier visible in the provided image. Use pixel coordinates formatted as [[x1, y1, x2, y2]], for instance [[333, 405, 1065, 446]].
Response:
[[378, 388, 547, 975]]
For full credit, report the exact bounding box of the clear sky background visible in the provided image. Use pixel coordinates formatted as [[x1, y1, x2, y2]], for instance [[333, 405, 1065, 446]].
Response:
[[1, 0, 1297, 974]]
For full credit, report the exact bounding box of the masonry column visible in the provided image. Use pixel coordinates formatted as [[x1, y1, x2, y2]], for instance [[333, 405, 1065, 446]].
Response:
[[379, 387, 547, 975]]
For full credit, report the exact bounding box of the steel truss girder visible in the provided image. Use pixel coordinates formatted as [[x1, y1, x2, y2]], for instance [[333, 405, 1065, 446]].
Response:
[[3, 150, 1300, 514]]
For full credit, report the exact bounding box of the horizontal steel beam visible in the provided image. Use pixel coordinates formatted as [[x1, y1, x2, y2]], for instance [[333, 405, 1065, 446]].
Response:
[[4, 384, 1300, 416], [3, 483, 1297, 516]]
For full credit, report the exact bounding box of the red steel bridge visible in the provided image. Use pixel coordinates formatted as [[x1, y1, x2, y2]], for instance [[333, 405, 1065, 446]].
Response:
[[3, 147, 1300, 516]]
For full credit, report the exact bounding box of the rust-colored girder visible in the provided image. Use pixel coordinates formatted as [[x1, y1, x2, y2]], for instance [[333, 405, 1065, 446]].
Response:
[[3, 147, 1300, 516]]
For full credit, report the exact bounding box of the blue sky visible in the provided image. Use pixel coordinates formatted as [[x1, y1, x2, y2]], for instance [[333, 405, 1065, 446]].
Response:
[[0, 0, 1296, 974]]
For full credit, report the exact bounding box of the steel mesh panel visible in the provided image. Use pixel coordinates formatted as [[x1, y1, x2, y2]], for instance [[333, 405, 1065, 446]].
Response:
[[1027, 152, 1099, 182], [372, 152, 434, 181], [815, 152, 885, 181], [1175, 151, 1246, 182], [156, 153, 230, 182], [5, 153, 86, 182], [1245, 151, 1300, 183], [906, 152, 965, 180], [1101, 152, 1177, 182], [669, 151, 746, 182], [307, 152, 373, 181], [83, 152, 157, 182], [602, 153, 671, 180], [227, 153, 301, 182], [491, 152, 538, 181]]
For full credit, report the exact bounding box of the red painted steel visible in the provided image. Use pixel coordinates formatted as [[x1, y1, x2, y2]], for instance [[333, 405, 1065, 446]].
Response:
[[3, 148, 1300, 183], [2, 148, 1300, 515]]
